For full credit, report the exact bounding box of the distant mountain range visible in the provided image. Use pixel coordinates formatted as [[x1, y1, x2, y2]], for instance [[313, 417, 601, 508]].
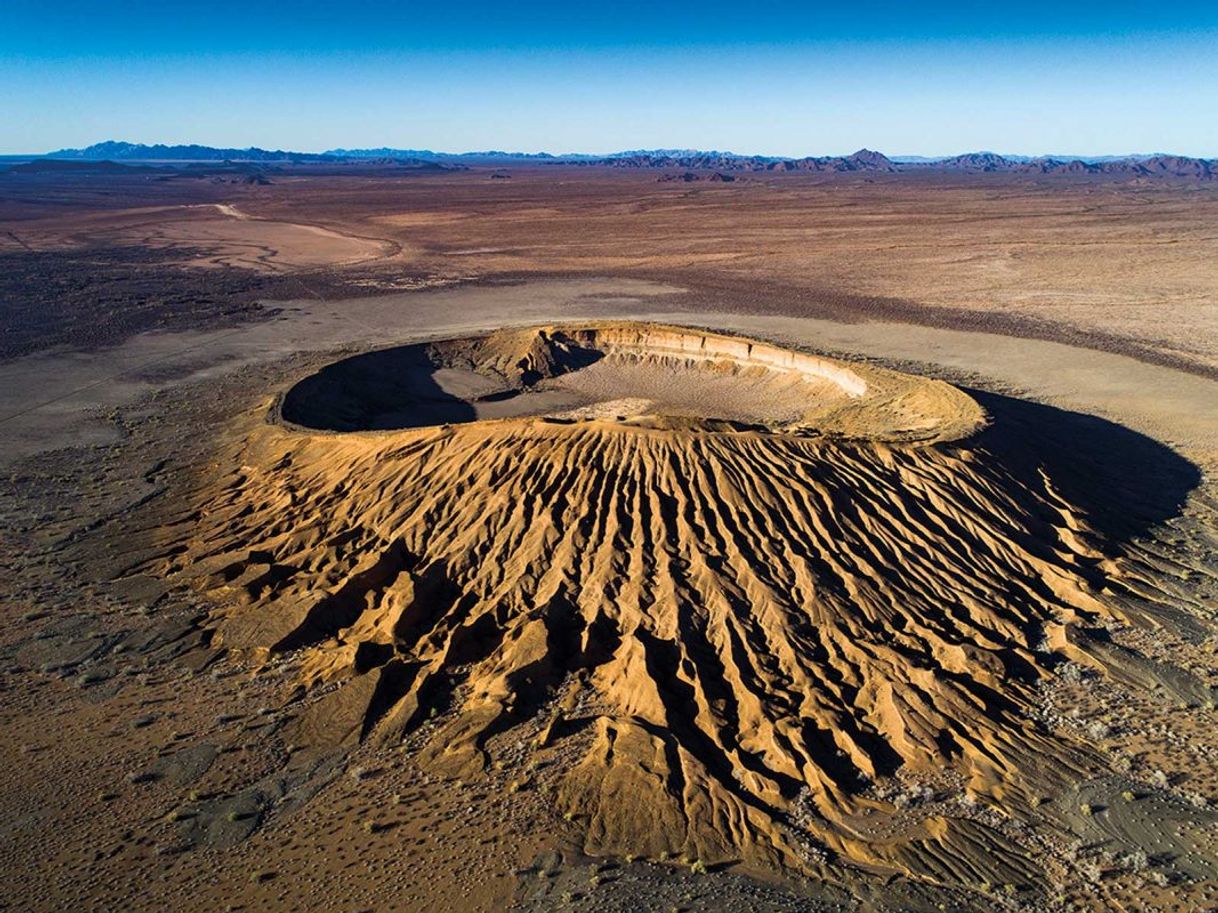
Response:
[[40, 141, 1217, 179], [890, 152, 1171, 164], [900, 151, 1215, 178], [44, 141, 456, 170], [574, 148, 899, 173], [325, 147, 564, 161], [48, 141, 338, 163]]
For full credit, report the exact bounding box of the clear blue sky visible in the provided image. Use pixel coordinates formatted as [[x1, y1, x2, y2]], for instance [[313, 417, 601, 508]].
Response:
[[2, 0, 1216, 156]]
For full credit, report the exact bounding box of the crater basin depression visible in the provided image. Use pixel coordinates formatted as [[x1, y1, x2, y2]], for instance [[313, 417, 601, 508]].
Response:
[[278, 323, 984, 442]]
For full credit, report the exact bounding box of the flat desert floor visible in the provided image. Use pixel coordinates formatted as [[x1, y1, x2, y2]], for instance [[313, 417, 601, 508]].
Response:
[[1, 166, 1217, 913]]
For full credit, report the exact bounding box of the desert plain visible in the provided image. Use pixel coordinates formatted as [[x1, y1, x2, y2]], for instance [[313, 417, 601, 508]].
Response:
[[2, 164, 1218, 913]]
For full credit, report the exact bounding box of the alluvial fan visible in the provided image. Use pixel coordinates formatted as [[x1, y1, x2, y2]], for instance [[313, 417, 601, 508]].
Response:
[[141, 324, 1208, 886]]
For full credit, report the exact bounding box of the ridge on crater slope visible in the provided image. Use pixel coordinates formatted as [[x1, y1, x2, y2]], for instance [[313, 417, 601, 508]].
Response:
[[130, 324, 1212, 891]]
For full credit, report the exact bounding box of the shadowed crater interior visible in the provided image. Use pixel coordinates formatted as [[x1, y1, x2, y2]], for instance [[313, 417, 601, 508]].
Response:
[[279, 322, 983, 442]]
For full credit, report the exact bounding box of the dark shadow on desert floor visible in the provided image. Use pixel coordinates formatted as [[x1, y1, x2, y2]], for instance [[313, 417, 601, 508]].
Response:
[[970, 389, 1201, 543]]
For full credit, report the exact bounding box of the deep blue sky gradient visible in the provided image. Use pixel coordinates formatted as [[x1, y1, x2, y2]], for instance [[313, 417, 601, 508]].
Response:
[[3, 1, 1216, 155]]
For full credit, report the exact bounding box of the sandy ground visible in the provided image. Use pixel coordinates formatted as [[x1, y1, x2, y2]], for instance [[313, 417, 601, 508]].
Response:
[[131, 169, 1218, 376], [4, 168, 1218, 374], [2, 282, 1217, 913], [0, 201, 397, 271], [2, 169, 1218, 913]]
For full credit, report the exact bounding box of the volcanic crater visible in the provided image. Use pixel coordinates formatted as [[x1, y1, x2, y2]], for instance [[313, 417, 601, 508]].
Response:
[[153, 323, 1210, 890], [278, 323, 982, 441]]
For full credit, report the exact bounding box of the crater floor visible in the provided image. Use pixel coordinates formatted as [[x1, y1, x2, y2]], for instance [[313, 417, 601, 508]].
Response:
[[278, 323, 984, 442]]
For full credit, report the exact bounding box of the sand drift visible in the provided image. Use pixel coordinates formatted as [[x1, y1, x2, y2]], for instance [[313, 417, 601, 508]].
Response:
[[156, 324, 1211, 888]]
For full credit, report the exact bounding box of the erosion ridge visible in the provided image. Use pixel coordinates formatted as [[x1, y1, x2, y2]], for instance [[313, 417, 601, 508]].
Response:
[[141, 324, 1213, 891]]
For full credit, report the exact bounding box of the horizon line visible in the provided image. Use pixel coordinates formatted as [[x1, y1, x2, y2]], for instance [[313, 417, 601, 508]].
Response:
[[14, 140, 1210, 162]]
